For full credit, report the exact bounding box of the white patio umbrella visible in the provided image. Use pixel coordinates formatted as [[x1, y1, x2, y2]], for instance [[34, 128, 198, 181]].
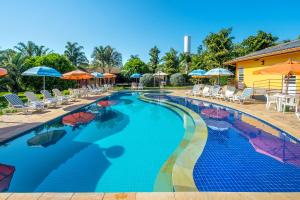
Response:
[[205, 67, 233, 85]]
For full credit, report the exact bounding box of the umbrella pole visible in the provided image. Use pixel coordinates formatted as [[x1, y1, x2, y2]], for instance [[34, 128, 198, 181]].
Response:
[[43, 76, 45, 91]]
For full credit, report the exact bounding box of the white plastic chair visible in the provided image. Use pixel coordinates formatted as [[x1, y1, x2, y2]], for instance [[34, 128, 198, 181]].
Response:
[[265, 93, 278, 110]]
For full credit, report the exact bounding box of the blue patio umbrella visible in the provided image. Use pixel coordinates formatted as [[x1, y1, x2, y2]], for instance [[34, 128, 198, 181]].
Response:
[[130, 73, 142, 78], [205, 67, 233, 84], [130, 73, 142, 83], [91, 72, 104, 78], [91, 72, 104, 86], [188, 69, 207, 76], [22, 66, 62, 91]]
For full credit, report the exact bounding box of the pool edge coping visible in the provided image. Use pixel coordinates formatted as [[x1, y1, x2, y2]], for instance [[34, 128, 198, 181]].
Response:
[[139, 95, 208, 192]]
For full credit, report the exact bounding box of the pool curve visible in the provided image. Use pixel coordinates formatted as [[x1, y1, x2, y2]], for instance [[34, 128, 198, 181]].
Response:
[[1, 91, 300, 192]]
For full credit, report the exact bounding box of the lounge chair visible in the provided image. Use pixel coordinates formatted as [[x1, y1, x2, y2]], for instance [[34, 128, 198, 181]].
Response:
[[96, 84, 106, 92], [87, 85, 101, 94], [230, 88, 254, 104], [52, 89, 71, 103], [92, 84, 104, 93], [216, 86, 236, 101], [131, 82, 137, 90], [210, 85, 221, 99], [186, 84, 200, 96], [40, 90, 61, 105], [4, 93, 45, 114], [138, 83, 144, 90], [24, 91, 54, 108], [202, 85, 212, 97]]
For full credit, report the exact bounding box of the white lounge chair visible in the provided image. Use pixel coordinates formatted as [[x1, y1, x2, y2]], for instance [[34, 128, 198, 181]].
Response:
[[216, 86, 236, 101], [138, 83, 144, 90], [40, 90, 61, 105], [230, 88, 254, 104], [202, 85, 212, 97], [24, 91, 53, 108], [131, 82, 138, 90], [210, 85, 221, 99], [52, 89, 70, 103], [4, 93, 45, 114], [186, 84, 200, 96]]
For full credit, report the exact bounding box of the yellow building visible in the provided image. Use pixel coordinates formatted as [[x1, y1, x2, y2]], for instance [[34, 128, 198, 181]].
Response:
[[225, 40, 300, 94]]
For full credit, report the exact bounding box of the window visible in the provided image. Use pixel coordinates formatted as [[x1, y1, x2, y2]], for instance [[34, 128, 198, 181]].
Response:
[[238, 67, 244, 82]]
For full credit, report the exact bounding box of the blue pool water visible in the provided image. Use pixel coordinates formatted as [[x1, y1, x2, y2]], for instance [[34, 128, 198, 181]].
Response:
[[146, 94, 300, 192], [0, 92, 185, 192], [1, 91, 300, 192]]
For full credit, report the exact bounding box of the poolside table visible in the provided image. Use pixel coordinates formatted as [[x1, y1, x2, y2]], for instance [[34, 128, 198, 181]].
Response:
[[274, 93, 300, 112]]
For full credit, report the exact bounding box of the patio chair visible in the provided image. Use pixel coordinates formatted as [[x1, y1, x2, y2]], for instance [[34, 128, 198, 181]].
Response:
[[265, 93, 278, 110], [24, 91, 53, 108], [295, 98, 300, 120], [4, 93, 45, 114], [230, 88, 254, 104], [281, 95, 300, 114], [138, 83, 144, 90], [52, 89, 70, 103], [40, 90, 61, 105]]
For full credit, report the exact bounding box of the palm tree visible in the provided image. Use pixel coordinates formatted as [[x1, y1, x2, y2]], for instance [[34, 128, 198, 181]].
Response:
[[14, 41, 51, 57], [0, 50, 26, 92], [64, 42, 88, 67], [91, 45, 122, 72]]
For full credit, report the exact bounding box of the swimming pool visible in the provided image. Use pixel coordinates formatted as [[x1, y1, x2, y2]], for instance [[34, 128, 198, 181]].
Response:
[[1, 91, 300, 192], [145, 93, 300, 192]]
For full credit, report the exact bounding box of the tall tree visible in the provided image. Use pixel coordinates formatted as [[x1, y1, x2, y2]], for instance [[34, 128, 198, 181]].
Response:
[[121, 55, 148, 78], [203, 28, 235, 68], [64, 42, 88, 67], [91, 45, 122, 72], [0, 50, 26, 92], [162, 48, 180, 74], [14, 41, 51, 57], [179, 53, 192, 74], [241, 30, 278, 54], [148, 46, 160, 73]]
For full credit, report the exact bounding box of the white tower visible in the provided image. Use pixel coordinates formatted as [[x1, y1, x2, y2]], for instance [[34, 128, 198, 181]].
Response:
[[184, 35, 191, 54]]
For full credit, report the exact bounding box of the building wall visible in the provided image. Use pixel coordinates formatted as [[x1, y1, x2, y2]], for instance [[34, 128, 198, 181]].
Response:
[[235, 51, 300, 90]]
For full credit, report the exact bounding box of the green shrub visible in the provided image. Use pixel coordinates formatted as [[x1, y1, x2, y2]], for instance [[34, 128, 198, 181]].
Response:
[[140, 73, 154, 87], [170, 73, 185, 86]]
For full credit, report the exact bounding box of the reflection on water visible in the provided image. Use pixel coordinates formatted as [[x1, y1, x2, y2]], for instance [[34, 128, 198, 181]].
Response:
[[27, 130, 66, 148], [145, 93, 300, 192], [0, 163, 15, 192]]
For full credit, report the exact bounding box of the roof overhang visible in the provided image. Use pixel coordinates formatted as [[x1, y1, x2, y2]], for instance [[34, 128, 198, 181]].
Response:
[[225, 47, 300, 66]]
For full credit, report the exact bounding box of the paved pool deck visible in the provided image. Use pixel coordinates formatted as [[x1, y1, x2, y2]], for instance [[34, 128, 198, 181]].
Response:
[[0, 192, 300, 200], [0, 92, 112, 143]]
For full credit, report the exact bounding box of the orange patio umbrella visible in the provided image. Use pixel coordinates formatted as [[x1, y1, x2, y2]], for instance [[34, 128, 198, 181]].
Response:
[[103, 73, 116, 78], [253, 59, 300, 75], [0, 68, 7, 77], [62, 70, 93, 80], [253, 59, 300, 94], [103, 73, 116, 84]]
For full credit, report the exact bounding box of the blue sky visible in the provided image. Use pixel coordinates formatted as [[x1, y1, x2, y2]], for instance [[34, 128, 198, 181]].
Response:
[[1, 0, 300, 64]]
